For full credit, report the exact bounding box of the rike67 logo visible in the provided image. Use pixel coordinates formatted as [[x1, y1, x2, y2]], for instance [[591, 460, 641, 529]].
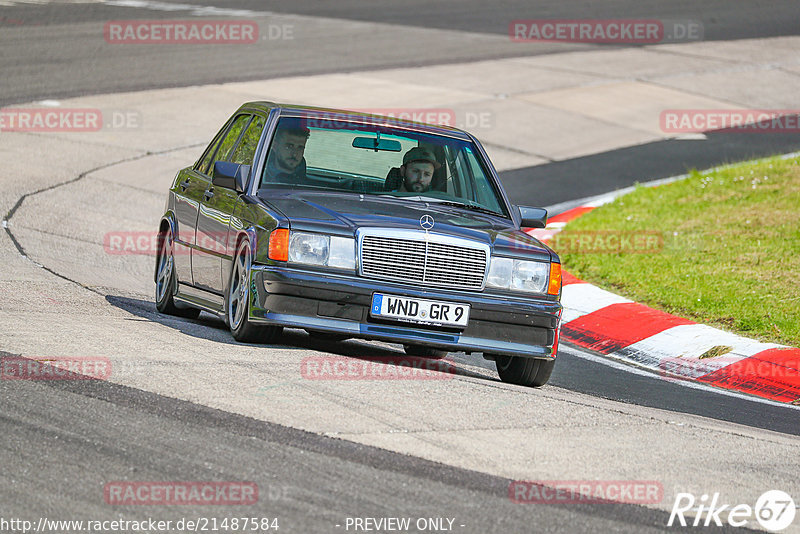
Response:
[[668, 490, 796, 531]]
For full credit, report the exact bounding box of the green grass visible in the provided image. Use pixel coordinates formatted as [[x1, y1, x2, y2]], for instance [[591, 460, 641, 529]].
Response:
[[557, 155, 800, 347]]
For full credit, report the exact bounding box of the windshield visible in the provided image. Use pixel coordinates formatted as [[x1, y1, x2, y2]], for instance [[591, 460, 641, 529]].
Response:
[[258, 116, 508, 216]]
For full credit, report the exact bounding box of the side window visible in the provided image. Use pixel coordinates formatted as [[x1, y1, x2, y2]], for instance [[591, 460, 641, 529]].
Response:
[[197, 130, 226, 175], [214, 114, 252, 165], [197, 115, 250, 175], [230, 115, 265, 165]]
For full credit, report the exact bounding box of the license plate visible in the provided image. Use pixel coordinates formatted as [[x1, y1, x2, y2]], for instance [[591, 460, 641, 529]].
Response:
[[370, 294, 470, 327]]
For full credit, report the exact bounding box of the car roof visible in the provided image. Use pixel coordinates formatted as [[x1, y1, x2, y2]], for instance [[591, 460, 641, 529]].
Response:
[[236, 101, 473, 140]]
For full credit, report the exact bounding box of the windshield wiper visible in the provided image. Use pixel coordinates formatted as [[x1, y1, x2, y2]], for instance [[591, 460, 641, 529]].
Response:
[[378, 194, 504, 217], [435, 201, 502, 217]]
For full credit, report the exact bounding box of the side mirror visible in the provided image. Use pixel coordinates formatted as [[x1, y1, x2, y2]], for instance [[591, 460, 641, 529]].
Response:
[[518, 206, 548, 229], [212, 161, 249, 193]]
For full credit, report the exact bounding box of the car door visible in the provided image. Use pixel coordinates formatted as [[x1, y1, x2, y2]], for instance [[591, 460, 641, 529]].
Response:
[[192, 113, 260, 294], [172, 126, 227, 285]]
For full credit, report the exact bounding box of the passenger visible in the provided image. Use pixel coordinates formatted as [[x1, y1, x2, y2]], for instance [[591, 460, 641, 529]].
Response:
[[263, 123, 310, 184], [395, 147, 439, 193]]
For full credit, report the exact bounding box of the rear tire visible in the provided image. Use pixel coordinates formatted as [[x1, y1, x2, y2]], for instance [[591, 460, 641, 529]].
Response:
[[227, 238, 281, 343], [495, 355, 555, 387], [403, 344, 448, 359], [155, 227, 201, 319]]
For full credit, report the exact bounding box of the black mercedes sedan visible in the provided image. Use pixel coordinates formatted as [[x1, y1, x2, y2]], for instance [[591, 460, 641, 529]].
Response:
[[155, 102, 562, 387]]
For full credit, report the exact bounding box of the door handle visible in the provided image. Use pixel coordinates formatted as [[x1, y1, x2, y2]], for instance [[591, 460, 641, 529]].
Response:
[[203, 188, 214, 201], [179, 179, 191, 191]]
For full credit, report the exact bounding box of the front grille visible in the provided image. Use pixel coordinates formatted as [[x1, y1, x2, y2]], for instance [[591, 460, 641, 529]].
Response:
[[360, 233, 487, 290]]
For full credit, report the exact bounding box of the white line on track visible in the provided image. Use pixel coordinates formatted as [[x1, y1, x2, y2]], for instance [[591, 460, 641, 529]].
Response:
[[103, 0, 262, 17]]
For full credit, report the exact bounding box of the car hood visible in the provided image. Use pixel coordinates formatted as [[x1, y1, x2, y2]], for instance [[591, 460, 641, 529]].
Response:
[[257, 190, 552, 259]]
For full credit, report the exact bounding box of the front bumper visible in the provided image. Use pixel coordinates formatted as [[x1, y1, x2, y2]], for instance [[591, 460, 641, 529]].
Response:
[[249, 266, 562, 359]]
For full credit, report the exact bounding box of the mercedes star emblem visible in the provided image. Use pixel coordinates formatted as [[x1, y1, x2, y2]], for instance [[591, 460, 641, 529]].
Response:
[[420, 214, 435, 231]]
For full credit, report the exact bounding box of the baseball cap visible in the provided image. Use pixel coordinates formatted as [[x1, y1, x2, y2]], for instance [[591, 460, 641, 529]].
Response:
[[402, 147, 439, 167]]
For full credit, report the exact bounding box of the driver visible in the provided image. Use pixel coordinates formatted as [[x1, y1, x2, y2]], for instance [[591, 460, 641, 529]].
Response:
[[263, 122, 310, 184], [396, 147, 439, 193]]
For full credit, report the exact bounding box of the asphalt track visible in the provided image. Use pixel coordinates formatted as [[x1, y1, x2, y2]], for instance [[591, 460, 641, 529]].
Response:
[[1, 2, 799, 533], [4, 354, 737, 534]]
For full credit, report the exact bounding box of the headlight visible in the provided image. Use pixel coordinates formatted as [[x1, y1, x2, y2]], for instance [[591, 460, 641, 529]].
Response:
[[328, 236, 356, 270], [487, 257, 513, 288], [487, 257, 549, 294], [288, 232, 355, 270], [512, 260, 549, 293], [289, 232, 328, 265]]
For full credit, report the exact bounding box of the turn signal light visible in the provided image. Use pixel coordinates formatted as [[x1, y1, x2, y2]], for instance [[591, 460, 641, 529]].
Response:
[[547, 262, 562, 295], [268, 228, 290, 261]]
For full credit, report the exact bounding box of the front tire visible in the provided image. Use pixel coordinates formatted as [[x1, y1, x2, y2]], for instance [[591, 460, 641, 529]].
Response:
[[227, 238, 281, 344], [495, 355, 555, 387], [155, 227, 200, 319]]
